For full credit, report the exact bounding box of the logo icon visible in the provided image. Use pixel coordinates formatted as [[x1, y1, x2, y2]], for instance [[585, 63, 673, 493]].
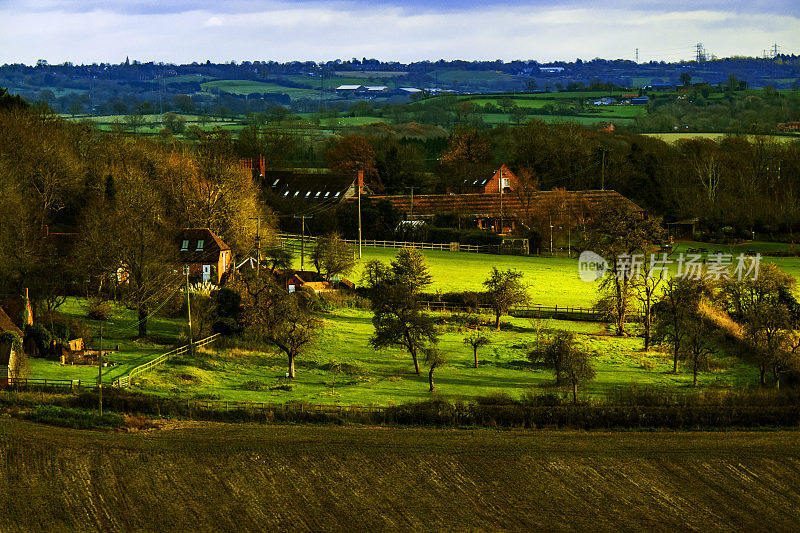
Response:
[[578, 251, 607, 282]]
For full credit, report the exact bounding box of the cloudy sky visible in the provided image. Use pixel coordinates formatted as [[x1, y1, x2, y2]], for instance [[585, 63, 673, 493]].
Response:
[[0, 0, 797, 65]]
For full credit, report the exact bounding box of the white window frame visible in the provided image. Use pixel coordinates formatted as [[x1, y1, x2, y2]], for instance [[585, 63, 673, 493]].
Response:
[[196, 240, 204, 251], [180, 239, 189, 251]]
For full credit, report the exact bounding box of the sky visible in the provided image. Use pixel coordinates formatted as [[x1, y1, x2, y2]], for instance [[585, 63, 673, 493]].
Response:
[[0, 0, 798, 65]]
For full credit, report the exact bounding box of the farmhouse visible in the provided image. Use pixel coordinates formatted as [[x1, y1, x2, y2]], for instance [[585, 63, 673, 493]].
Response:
[[0, 306, 24, 386], [367, 189, 643, 235], [460, 164, 517, 194], [178, 228, 232, 284]]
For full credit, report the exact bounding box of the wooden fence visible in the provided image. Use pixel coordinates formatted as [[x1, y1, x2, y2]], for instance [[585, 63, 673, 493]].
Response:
[[112, 333, 221, 388], [4, 378, 85, 391], [421, 301, 600, 321], [278, 233, 529, 255]]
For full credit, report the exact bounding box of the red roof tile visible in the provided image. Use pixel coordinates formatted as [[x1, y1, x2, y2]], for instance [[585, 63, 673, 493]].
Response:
[[363, 190, 642, 218]]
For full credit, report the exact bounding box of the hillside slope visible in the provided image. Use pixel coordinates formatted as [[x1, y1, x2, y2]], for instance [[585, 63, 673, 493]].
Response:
[[2, 420, 800, 531]]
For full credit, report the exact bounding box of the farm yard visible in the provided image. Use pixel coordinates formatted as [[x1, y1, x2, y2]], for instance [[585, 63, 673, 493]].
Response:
[[2, 419, 800, 531]]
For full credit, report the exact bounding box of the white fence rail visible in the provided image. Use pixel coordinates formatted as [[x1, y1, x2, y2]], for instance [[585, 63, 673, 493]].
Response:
[[112, 333, 221, 388]]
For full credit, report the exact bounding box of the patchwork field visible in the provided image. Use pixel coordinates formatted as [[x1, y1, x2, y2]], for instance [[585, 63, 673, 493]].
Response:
[[2, 419, 799, 531]]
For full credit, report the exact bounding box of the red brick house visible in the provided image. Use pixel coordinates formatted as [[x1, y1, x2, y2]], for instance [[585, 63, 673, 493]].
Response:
[[461, 164, 518, 194], [178, 228, 232, 284]]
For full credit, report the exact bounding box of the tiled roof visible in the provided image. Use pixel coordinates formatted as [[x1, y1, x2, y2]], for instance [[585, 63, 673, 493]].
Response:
[[177, 228, 229, 264], [0, 306, 23, 337], [265, 170, 355, 201], [364, 190, 643, 218]]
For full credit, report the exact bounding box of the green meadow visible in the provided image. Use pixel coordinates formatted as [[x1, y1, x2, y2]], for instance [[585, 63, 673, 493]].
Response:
[[24, 241, 799, 402]]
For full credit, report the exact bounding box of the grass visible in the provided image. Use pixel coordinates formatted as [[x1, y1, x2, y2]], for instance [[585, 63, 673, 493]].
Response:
[[28, 298, 184, 384], [200, 79, 321, 99], [644, 132, 800, 143], [2, 418, 799, 531], [133, 307, 758, 405]]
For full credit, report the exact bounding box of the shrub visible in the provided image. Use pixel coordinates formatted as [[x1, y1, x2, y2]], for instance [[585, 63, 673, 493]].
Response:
[[23, 324, 51, 357], [40, 312, 92, 343], [21, 405, 123, 430], [241, 380, 264, 391], [85, 299, 112, 321]]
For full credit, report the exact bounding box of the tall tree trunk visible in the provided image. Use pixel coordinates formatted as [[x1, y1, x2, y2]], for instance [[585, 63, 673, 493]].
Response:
[[138, 308, 148, 338], [643, 312, 651, 351], [672, 344, 679, 374], [411, 348, 420, 375], [759, 363, 766, 387], [572, 381, 578, 404], [428, 366, 435, 392], [473, 347, 478, 369], [288, 353, 296, 379], [692, 359, 698, 388], [495, 312, 501, 331]]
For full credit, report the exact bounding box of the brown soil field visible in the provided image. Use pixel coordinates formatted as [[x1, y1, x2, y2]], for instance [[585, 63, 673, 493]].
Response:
[[1, 419, 799, 531]]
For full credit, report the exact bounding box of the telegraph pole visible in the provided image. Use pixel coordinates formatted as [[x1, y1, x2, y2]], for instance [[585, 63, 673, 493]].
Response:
[[601, 149, 606, 191], [249, 216, 263, 273], [97, 320, 103, 416], [357, 170, 363, 259], [294, 215, 312, 269], [186, 267, 193, 357], [405, 186, 415, 219]]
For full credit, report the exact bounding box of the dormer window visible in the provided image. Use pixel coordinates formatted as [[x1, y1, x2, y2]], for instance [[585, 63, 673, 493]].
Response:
[[324, 192, 330, 198], [196, 240, 204, 251], [334, 191, 340, 197], [305, 191, 311, 197], [315, 191, 321, 198], [272, 179, 279, 186], [283, 190, 289, 196], [181, 239, 189, 251]]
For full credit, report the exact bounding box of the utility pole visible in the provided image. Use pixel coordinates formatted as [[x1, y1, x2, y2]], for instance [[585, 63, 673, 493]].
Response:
[[249, 216, 263, 273], [97, 320, 103, 416], [549, 214, 554, 255], [601, 149, 606, 191], [405, 186, 415, 219], [357, 170, 363, 259], [294, 215, 312, 269], [186, 267, 193, 357]]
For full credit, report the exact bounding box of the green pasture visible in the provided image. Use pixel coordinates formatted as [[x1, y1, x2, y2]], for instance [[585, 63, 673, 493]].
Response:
[[133, 307, 757, 405], [645, 133, 800, 144], [429, 70, 520, 84], [28, 299, 184, 384], [200, 79, 321, 99]]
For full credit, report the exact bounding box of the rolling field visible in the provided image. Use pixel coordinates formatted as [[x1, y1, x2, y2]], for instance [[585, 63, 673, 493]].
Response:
[[645, 132, 800, 144], [200, 79, 321, 99], [2, 419, 799, 531], [134, 307, 757, 404]]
